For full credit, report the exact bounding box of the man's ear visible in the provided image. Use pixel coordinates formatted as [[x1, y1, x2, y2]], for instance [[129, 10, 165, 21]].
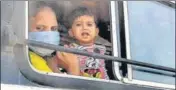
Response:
[[96, 28, 99, 36], [68, 29, 74, 37]]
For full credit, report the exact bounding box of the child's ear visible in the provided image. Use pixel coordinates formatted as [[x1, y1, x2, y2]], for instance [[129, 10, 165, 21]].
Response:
[[68, 29, 74, 37], [96, 28, 99, 36]]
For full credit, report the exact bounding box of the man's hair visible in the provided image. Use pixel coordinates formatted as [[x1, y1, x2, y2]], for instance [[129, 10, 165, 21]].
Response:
[[66, 6, 98, 29], [29, 1, 63, 20], [29, 1, 49, 17], [29, 1, 63, 30]]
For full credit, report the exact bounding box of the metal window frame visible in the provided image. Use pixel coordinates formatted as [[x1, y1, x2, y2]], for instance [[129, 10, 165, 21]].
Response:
[[170, 1, 175, 4], [13, 1, 112, 88], [122, 1, 175, 89], [157, 1, 175, 8], [12, 1, 162, 90], [12, 1, 175, 89], [122, 1, 133, 81], [110, 1, 123, 81]]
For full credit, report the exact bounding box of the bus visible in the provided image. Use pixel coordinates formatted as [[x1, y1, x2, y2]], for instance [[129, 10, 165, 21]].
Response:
[[1, 1, 175, 90]]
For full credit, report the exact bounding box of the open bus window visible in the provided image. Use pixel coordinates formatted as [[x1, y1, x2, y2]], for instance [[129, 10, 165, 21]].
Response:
[[10, 1, 175, 89], [27, 1, 119, 80], [123, 1, 175, 86]]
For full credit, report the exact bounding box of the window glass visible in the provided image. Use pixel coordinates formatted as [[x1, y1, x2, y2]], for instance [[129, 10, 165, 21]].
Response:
[[127, 1, 175, 84]]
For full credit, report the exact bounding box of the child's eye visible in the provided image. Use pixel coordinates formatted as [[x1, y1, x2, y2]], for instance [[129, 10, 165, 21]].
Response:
[[76, 23, 81, 26], [87, 23, 93, 27]]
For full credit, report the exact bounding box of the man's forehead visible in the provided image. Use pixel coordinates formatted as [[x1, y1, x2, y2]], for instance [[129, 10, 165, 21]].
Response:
[[33, 7, 58, 25], [35, 7, 56, 19]]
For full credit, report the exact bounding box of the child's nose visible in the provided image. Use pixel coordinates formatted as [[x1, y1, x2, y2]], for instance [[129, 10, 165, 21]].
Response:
[[83, 24, 88, 30]]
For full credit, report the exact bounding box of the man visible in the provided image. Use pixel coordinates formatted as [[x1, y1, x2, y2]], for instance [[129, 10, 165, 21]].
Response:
[[28, 2, 79, 75]]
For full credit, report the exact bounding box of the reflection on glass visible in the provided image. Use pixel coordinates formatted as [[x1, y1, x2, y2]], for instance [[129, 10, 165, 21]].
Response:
[[127, 1, 175, 84]]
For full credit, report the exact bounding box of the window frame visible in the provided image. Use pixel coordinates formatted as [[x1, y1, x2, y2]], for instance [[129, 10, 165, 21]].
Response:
[[12, 1, 174, 89], [12, 1, 158, 90], [110, 1, 123, 81], [13, 1, 113, 88], [120, 1, 175, 89]]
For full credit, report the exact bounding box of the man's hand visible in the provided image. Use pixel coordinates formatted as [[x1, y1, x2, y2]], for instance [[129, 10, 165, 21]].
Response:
[[56, 45, 80, 76], [47, 56, 61, 73]]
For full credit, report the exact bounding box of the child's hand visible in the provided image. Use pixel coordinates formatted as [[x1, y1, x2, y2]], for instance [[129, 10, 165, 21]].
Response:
[[56, 45, 80, 75]]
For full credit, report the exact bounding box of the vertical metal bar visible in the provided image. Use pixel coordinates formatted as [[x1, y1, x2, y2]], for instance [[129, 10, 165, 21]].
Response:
[[25, 1, 28, 40], [110, 1, 122, 80], [123, 1, 133, 80]]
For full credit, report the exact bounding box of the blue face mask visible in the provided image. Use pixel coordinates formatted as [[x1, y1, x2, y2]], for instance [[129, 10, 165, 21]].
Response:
[[28, 31, 60, 56]]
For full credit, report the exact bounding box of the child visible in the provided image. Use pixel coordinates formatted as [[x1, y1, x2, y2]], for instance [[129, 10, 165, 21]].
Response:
[[64, 6, 109, 79]]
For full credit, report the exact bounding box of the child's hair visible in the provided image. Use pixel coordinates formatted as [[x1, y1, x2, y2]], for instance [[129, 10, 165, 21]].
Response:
[[66, 6, 98, 29]]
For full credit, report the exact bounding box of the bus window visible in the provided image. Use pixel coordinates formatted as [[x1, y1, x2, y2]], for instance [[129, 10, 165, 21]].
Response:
[[28, 1, 118, 80], [11, 1, 174, 89], [123, 1, 175, 86]]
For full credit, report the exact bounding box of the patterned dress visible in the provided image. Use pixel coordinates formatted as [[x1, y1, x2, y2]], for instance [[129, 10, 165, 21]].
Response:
[[69, 43, 109, 80]]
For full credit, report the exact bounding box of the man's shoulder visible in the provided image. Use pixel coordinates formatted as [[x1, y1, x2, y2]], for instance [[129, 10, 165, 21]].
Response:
[[29, 51, 42, 60]]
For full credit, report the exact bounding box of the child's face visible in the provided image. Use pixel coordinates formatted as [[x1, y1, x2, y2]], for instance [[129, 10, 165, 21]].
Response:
[[69, 15, 99, 45]]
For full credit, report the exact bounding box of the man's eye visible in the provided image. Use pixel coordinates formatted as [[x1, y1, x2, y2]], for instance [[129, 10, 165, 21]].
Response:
[[51, 26, 58, 31], [36, 26, 44, 31]]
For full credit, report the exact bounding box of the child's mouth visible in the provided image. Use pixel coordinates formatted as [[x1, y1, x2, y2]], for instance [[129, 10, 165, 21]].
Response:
[[81, 32, 89, 37]]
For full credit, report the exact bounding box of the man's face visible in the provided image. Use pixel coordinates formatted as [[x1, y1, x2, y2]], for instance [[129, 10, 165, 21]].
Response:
[[69, 15, 99, 45], [30, 7, 58, 32]]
